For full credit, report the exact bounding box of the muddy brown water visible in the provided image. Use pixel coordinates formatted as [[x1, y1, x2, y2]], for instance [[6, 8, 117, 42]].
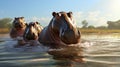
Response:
[[0, 33, 120, 67]]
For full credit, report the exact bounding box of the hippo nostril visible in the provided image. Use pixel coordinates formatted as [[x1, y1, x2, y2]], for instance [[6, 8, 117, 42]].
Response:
[[77, 30, 80, 36], [78, 30, 80, 34], [61, 30, 64, 36], [15, 22, 18, 24], [33, 33, 35, 36]]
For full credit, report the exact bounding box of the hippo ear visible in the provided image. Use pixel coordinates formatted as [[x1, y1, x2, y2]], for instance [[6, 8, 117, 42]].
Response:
[[15, 17, 17, 20], [25, 23, 28, 26], [36, 21, 39, 24], [21, 17, 24, 19], [52, 12, 57, 17], [57, 13, 61, 16], [67, 12, 73, 17]]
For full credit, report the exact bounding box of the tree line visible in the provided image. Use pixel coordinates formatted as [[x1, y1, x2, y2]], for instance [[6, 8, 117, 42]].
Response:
[[81, 20, 120, 29], [0, 18, 12, 29], [0, 17, 120, 29]]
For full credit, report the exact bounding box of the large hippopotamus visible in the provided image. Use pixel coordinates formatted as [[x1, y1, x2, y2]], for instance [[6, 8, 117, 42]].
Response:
[[10, 17, 27, 38], [38, 12, 81, 48], [23, 22, 43, 46]]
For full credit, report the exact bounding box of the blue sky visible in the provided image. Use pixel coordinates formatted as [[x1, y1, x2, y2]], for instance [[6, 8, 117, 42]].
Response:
[[0, 0, 120, 27]]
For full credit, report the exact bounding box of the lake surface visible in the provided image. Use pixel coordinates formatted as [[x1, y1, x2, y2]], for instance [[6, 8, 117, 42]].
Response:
[[0, 33, 120, 67]]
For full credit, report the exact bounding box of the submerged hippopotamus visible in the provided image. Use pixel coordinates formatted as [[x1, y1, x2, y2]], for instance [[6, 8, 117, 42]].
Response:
[[23, 22, 43, 46], [10, 17, 27, 47], [38, 12, 81, 48], [10, 17, 27, 38]]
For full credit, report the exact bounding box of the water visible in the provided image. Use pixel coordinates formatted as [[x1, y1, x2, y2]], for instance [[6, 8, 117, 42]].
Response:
[[0, 34, 120, 67]]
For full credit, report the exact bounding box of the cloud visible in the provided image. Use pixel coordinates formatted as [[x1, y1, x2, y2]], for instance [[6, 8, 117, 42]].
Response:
[[106, 0, 120, 12], [73, 11, 108, 27], [39, 17, 51, 26], [96, 0, 120, 21], [74, 12, 83, 27], [87, 11, 100, 21], [107, 0, 120, 20], [26, 11, 109, 27], [26, 16, 51, 26], [86, 11, 107, 27]]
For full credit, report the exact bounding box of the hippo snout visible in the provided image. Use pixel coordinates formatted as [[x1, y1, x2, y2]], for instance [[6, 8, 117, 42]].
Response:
[[60, 29, 80, 44]]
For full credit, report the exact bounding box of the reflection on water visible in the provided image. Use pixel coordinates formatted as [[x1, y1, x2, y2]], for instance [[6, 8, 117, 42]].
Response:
[[0, 33, 120, 67]]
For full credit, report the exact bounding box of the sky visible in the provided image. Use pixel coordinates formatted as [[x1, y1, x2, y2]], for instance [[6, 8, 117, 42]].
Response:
[[0, 0, 120, 27]]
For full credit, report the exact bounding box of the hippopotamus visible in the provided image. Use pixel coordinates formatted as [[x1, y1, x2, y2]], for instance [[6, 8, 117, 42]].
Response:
[[23, 22, 43, 46], [10, 17, 27, 38], [9, 17, 27, 47], [38, 12, 81, 48]]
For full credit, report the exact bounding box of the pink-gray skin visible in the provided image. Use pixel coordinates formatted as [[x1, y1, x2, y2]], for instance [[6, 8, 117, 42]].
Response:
[[38, 12, 81, 48], [23, 22, 43, 46], [10, 17, 27, 38], [10, 17, 27, 47]]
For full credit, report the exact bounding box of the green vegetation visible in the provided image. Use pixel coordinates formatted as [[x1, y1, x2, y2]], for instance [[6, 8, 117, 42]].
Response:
[[79, 28, 120, 34], [81, 20, 88, 28], [0, 28, 10, 33], [0, 18, 12, 33], [107, 20, 120, 29], [81, 19, 120, 29], [80, 19, 120, 34]]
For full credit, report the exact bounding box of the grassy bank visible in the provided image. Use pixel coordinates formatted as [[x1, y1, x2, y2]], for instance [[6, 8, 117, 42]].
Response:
[[0, 28, 10, 34], [1, 28, 120, 34], [80, 29, 120, 34]]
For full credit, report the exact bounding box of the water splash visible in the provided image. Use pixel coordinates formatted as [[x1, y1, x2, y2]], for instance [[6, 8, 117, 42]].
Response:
[[4, 40, 50, 52]]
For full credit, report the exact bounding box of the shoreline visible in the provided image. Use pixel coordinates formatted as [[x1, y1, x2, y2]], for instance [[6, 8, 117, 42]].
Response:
[[80, 29, 120, 34], [0, 28, 10, 34], [1, 28, 120, 34]]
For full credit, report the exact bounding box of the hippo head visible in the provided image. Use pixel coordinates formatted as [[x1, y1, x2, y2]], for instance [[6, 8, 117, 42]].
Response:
[[23, 22, 43, 40], [51, 12, 81, 44], [13, 17, 27, 30]]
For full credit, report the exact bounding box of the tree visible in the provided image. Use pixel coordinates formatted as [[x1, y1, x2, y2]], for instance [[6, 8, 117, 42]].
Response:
[[96, 26, 107, 29], [81, 20, 88, 28], [107, 20, 120, 29], [88, 25, 95, 29], [0, 18, 12, 28]]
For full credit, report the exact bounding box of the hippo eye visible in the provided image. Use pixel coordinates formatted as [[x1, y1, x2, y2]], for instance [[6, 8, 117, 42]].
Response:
[[36, 22, 39, 24], [20, 17, 24, 19], [52, 12, 57, 17], [32, 23, 35, 26], [14, 21, 19, 23], [20, 22, 23, 24], [15, 17, 18, 20]]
